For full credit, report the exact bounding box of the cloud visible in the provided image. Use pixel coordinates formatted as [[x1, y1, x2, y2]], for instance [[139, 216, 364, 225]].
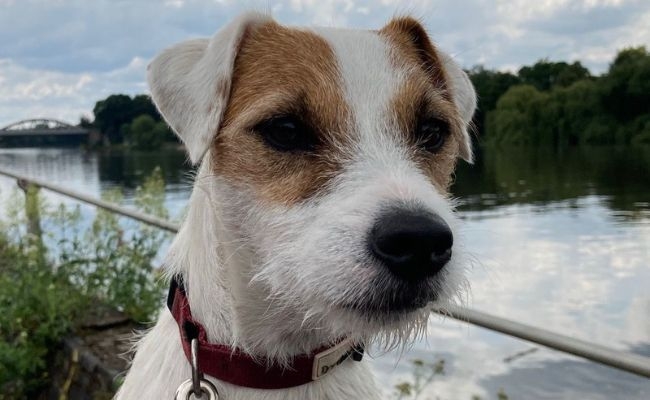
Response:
[[0, 56, 147, 126], [0, 0, 648, 126]]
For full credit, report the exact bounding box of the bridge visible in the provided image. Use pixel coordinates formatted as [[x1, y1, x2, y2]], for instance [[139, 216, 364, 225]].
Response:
[[0, 118, 90, 147]]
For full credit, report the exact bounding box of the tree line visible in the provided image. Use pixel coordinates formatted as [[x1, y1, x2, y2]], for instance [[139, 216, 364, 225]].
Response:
[[469, 46, 650, 146], [79, 94, 177, 150], [81, 46, 649, 150]]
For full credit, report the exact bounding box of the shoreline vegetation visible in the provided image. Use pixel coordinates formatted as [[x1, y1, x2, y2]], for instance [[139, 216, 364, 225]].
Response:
[[0, 170, 169, 398], [75, 46, 650, 151]]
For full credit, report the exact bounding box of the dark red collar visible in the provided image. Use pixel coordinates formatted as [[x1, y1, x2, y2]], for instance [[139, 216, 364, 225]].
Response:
[[167, 277, 363, 389]]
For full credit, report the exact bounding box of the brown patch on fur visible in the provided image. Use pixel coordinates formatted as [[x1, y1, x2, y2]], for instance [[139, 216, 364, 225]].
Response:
[[380, 17, 451, 100], [380, 17, 462, 191], [213, 21, 350, 205], [391, 81, 462, 191]]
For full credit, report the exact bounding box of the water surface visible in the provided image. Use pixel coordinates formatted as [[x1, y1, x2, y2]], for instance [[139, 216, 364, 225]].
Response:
[[0, 146, 648, 399]]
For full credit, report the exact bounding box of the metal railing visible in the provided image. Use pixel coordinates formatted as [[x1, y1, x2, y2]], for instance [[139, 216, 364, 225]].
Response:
[[0, 167, 178, 233], [1, 166, 649, 380]]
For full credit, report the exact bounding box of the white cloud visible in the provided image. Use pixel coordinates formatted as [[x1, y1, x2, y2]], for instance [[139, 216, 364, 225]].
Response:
[[0, 0, 648, 126], [0, 56, 147, 127]]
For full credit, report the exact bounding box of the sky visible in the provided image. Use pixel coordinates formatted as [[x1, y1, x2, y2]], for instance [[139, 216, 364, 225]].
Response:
[[0, 0, 649, 127]]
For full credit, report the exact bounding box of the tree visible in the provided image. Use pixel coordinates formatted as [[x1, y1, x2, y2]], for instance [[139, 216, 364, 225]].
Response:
[[125, 115, 171, 150], [92, 94, 161, 144], [487, 85, 546, 145], [131, 95, 161, 121], [468, 66, 521, 136], [558, 80, 614, 145], [555, 62, 591, 87], [78, 116, 94, 128], [600, 47, 650, 122], [93, 94, 135, 143], [490, 80, 619, 146], [518, 60, 590, 91]]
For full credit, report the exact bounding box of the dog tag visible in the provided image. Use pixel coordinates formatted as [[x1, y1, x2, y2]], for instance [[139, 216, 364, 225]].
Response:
[[312, 338, 356, 380], [174, 378, 219, 400]]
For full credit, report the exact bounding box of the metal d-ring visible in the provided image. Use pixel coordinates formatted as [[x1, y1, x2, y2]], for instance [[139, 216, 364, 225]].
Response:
[[174, 379, 219, 400]]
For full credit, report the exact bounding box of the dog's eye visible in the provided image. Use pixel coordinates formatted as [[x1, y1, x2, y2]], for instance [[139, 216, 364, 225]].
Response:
[[254, 115, 317, 152], [415, 118, 449, 153]]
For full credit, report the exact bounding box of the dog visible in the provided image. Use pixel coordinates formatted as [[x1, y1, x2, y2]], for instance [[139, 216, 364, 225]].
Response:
[[116, 11, 475, 400]]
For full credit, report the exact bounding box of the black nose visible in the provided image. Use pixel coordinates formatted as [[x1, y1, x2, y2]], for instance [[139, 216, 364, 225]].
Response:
[[369, 208, 453, 281]]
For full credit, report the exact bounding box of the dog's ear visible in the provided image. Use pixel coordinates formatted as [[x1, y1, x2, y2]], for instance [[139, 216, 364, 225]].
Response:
[[381, 17, 476, 163], [147, 12, 271, 164], [439, 52, 477, 163]]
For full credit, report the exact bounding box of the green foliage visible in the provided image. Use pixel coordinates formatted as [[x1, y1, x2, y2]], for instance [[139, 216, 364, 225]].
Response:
[[78, 115, 94, 129], [469, 66, 521, 136], [54, 167, 169, 321], [477, 47, 650, 146], [93, 94, 139, 143], [0, 229, 83, 398], [600, 47, 650, 122], [0, 168, 170, 397], [486, 85, 546, 145], [91, 93, 178, 146], [0, 188, 84, 398], [518, 59, 590, 91], [92, 94, 163, 144], [124, 114, 173, 150], [131, 94, 160, 119]]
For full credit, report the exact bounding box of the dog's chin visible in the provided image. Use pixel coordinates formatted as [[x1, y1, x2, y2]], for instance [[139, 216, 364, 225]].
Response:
[[343, 291, 437, 316], [327, 295, 433, 349], [338, 278, 439, 323]]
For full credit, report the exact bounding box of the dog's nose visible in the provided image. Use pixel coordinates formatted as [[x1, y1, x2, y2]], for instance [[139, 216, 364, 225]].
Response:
[[369, 208, 453, 281]]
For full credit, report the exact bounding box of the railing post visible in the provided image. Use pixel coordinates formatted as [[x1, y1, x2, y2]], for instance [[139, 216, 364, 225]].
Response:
[[17, 178, 44, 248]]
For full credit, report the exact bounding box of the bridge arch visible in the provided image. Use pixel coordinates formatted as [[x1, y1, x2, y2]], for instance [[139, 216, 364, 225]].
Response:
[[0, 118, 78, 132]]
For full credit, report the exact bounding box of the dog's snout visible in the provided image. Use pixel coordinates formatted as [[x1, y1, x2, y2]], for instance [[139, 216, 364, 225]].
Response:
[[369, 208, 453, 281]]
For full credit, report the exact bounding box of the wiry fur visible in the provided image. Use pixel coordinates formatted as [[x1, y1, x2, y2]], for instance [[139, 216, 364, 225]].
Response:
[[116, 11, 475, 400]]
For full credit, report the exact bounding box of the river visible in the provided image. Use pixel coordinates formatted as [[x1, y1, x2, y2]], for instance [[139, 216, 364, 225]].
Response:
[[0, 146, 648, 399]]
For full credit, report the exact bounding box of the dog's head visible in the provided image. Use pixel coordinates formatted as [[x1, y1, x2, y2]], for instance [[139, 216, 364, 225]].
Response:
[[150, 13, 475, 349]]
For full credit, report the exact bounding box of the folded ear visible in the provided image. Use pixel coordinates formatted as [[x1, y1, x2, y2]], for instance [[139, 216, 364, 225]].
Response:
[[381, 17, 477, 163], [439, 52, 477, 163], [147, 12, 272, 164]]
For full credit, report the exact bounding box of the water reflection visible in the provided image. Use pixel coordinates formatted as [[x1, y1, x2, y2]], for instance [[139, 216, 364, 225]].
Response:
[[0, 147, 192, 213], [455, 146, 650, 216], [96, 148, 190, 190], [0, 146, 648, 399], [480, 343, 650, 400]]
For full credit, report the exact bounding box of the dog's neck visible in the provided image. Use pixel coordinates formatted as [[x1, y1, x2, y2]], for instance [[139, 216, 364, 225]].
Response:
[[164, 155, 334, 363]]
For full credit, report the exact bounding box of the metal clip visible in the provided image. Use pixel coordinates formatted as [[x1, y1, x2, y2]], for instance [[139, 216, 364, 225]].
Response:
[[174, 339, 219, 399]]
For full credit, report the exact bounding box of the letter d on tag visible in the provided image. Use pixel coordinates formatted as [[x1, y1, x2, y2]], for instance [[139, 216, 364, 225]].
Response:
[[312, 338, 355, 380]]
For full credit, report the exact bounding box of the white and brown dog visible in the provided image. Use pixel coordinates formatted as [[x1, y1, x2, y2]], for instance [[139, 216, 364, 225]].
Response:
[[116, 11, 475, 400]]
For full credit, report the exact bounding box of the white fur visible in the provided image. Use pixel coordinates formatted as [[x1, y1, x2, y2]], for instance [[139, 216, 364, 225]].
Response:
[[117, 12, 475, 400], [147, 12, 272, 164]]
